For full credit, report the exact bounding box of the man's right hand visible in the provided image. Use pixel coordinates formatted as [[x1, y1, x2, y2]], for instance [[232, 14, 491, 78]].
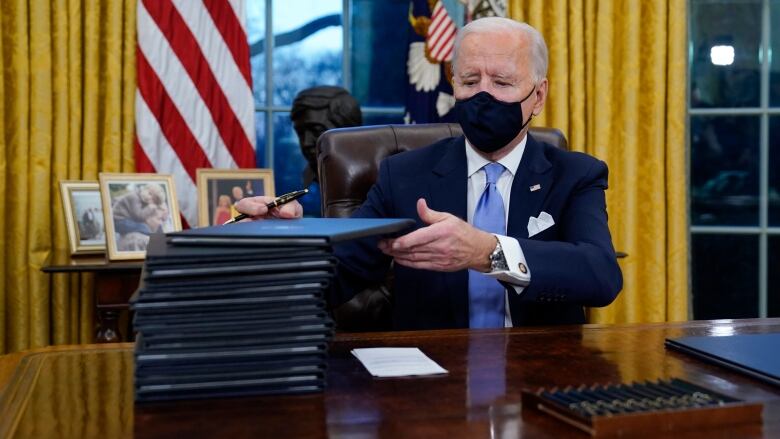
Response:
[[234, 196, 303, 220]]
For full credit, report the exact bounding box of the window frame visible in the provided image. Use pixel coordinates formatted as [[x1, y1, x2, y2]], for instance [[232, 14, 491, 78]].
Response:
[[688, 0, 780, 318]]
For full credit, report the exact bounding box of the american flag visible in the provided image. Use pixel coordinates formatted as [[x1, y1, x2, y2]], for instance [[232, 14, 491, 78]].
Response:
[[135, 0, 256, 228]]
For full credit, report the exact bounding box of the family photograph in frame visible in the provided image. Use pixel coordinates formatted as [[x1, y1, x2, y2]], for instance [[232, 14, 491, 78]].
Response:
[[196, 168, 275, 227], [99, 173, 181, 260], [59, 181, 106, 255]]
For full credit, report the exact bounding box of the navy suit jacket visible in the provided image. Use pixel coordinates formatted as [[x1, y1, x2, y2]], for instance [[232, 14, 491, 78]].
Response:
[[332, 134, 623, 329]]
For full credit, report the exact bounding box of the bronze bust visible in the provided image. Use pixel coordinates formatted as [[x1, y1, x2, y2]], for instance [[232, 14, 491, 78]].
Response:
[[291, 86, 362, 186]]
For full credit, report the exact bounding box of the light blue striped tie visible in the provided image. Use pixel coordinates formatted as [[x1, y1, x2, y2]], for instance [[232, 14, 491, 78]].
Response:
[[468, 162, 506, 328]]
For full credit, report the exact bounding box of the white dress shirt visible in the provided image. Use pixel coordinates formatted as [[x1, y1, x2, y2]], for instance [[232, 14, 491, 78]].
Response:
[[465, 136, 532, 327]]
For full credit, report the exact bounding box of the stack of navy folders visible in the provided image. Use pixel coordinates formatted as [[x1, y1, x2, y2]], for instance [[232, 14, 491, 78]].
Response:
[[131, 217, 414, 402]]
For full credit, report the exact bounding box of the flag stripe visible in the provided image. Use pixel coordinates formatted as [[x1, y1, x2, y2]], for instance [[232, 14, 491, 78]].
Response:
[[428, 17, 447, 47], [430, 25, 454, 56], [431, 28, 455, 60], [227, 0, 246, 33], [428, 12, 444, 37], [135, 90, 200, 225], [142, 0, 254, 169], [202, 0, 253, 87], [171, 0, 256, 151], [136, 50, 213, 182], [134, 135, 156, 173], [137, 1, 238, 170], [441, 45, 453, 61]]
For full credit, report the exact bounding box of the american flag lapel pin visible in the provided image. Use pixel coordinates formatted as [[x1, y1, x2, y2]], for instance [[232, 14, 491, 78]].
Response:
[[530, 184, 541, 192]]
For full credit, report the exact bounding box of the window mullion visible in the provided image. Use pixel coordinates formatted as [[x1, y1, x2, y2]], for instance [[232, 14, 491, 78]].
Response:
[[758, 0, 772, 317]]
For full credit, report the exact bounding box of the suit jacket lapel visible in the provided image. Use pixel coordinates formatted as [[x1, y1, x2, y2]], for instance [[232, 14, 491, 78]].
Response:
[[429, 136, 468, 220], [429, 136, 469, 327], [507, 134, 553, 239]]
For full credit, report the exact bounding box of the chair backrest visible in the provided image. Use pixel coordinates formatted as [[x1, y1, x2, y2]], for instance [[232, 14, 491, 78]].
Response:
[[317, 123, 568, 218]]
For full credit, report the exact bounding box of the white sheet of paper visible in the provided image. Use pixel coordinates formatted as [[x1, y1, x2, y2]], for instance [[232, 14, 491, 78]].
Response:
[[351, 348, 448, 378]]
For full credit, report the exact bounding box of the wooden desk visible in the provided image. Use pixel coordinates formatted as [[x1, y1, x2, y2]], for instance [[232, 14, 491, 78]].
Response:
[[42, 256, 142, 343], [1, 320, 779, 438]]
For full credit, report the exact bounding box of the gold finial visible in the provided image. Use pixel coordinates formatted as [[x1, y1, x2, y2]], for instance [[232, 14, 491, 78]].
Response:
[[408, 3, 431, 37]]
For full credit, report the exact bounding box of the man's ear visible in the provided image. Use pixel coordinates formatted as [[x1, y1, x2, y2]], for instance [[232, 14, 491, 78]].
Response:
[[532, 78, 548, 116]]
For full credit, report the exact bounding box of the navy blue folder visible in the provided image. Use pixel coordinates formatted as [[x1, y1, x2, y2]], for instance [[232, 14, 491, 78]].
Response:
[[166, 218, 415, 246], [665, 333, 780, 387]]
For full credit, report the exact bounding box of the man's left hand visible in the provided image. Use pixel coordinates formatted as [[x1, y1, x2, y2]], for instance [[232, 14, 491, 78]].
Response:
[[378, 198, 495, 272]]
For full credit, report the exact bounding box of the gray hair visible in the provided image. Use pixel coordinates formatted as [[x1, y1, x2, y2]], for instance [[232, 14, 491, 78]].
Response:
[[452, 17, 548, 83]]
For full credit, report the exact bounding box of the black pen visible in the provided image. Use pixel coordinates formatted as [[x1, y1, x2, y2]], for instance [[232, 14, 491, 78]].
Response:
[[223, 188, 309, 224]]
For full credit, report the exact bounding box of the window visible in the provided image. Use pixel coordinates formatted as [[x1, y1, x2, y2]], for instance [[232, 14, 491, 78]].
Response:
[[246, 0, 409, 216], [689, 0, 780, 318]]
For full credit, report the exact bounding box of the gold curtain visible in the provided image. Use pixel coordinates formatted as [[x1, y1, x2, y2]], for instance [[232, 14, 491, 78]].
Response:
[[508, 1, 688, 323], [0, 0, 136, 354]]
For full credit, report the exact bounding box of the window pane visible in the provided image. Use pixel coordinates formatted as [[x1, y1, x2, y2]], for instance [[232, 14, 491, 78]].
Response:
[[692, 234, 758, 319], [771, 116, 780, 225], [362, 112, 405, 126], [690, 0, 762, 108], [771, 0, 780, 106], [254, 111, 267, 168], [247, 0, 266, 106], [690, 115, 760, 225], [769, 236, 780, 317], [351, 0, 408, 107], [272, 0, 343, 106]]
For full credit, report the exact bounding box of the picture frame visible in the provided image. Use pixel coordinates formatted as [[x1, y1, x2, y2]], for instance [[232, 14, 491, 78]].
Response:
[[196, 168, 275, 227], [59, 181, 107, 255], [99, 173, 182, 260]]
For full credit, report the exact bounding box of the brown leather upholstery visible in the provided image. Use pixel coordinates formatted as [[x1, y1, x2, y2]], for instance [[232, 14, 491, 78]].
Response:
[[316, 123, 568, 331], [318, 123, 568, 218]]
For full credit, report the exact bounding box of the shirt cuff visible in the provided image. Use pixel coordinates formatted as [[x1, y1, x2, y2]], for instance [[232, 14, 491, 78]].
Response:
[[483, 234, 530, 294]]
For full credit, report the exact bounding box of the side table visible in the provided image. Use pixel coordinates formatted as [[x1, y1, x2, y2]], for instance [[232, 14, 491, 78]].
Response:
[[42, 256, 143, 343]]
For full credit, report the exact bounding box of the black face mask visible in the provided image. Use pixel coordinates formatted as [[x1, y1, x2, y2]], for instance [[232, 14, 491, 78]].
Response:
[[454, 87, 536, 153]]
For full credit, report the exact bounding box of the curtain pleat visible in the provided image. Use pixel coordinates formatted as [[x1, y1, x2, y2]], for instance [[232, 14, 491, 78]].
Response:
[[508, 0, 689, 323], [3, 0, 33, 353], [0, 0, 8, 355]]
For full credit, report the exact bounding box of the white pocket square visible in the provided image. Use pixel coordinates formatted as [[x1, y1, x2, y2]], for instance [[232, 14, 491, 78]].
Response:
[[527, 211, 555, 237]]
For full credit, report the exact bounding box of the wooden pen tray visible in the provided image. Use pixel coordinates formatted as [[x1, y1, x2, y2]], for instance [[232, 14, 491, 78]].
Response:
[[521, 379, 762, 436]]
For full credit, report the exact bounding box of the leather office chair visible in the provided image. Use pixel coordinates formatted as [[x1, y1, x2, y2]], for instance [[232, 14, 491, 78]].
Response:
[[317, 123, 568, 331]]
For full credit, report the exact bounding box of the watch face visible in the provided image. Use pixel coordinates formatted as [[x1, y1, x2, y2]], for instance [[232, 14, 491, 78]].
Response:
[[490, 242, 500, 259], [490, 248, 508, 271], [492, 260, 508, 272]]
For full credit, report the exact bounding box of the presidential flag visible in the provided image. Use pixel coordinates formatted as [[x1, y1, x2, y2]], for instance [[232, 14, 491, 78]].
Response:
[[405, 0, 459, 124], [135, 0, 256, 228]]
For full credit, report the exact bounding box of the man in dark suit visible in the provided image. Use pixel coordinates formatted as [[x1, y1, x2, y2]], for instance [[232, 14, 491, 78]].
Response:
[[236, 17, 622, 329]]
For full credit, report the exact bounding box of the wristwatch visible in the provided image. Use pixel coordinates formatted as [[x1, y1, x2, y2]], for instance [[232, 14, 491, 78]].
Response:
[[489, 237, 509, 272]]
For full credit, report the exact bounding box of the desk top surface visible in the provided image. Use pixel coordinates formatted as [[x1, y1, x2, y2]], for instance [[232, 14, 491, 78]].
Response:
[[1, 319, 779, 438]]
